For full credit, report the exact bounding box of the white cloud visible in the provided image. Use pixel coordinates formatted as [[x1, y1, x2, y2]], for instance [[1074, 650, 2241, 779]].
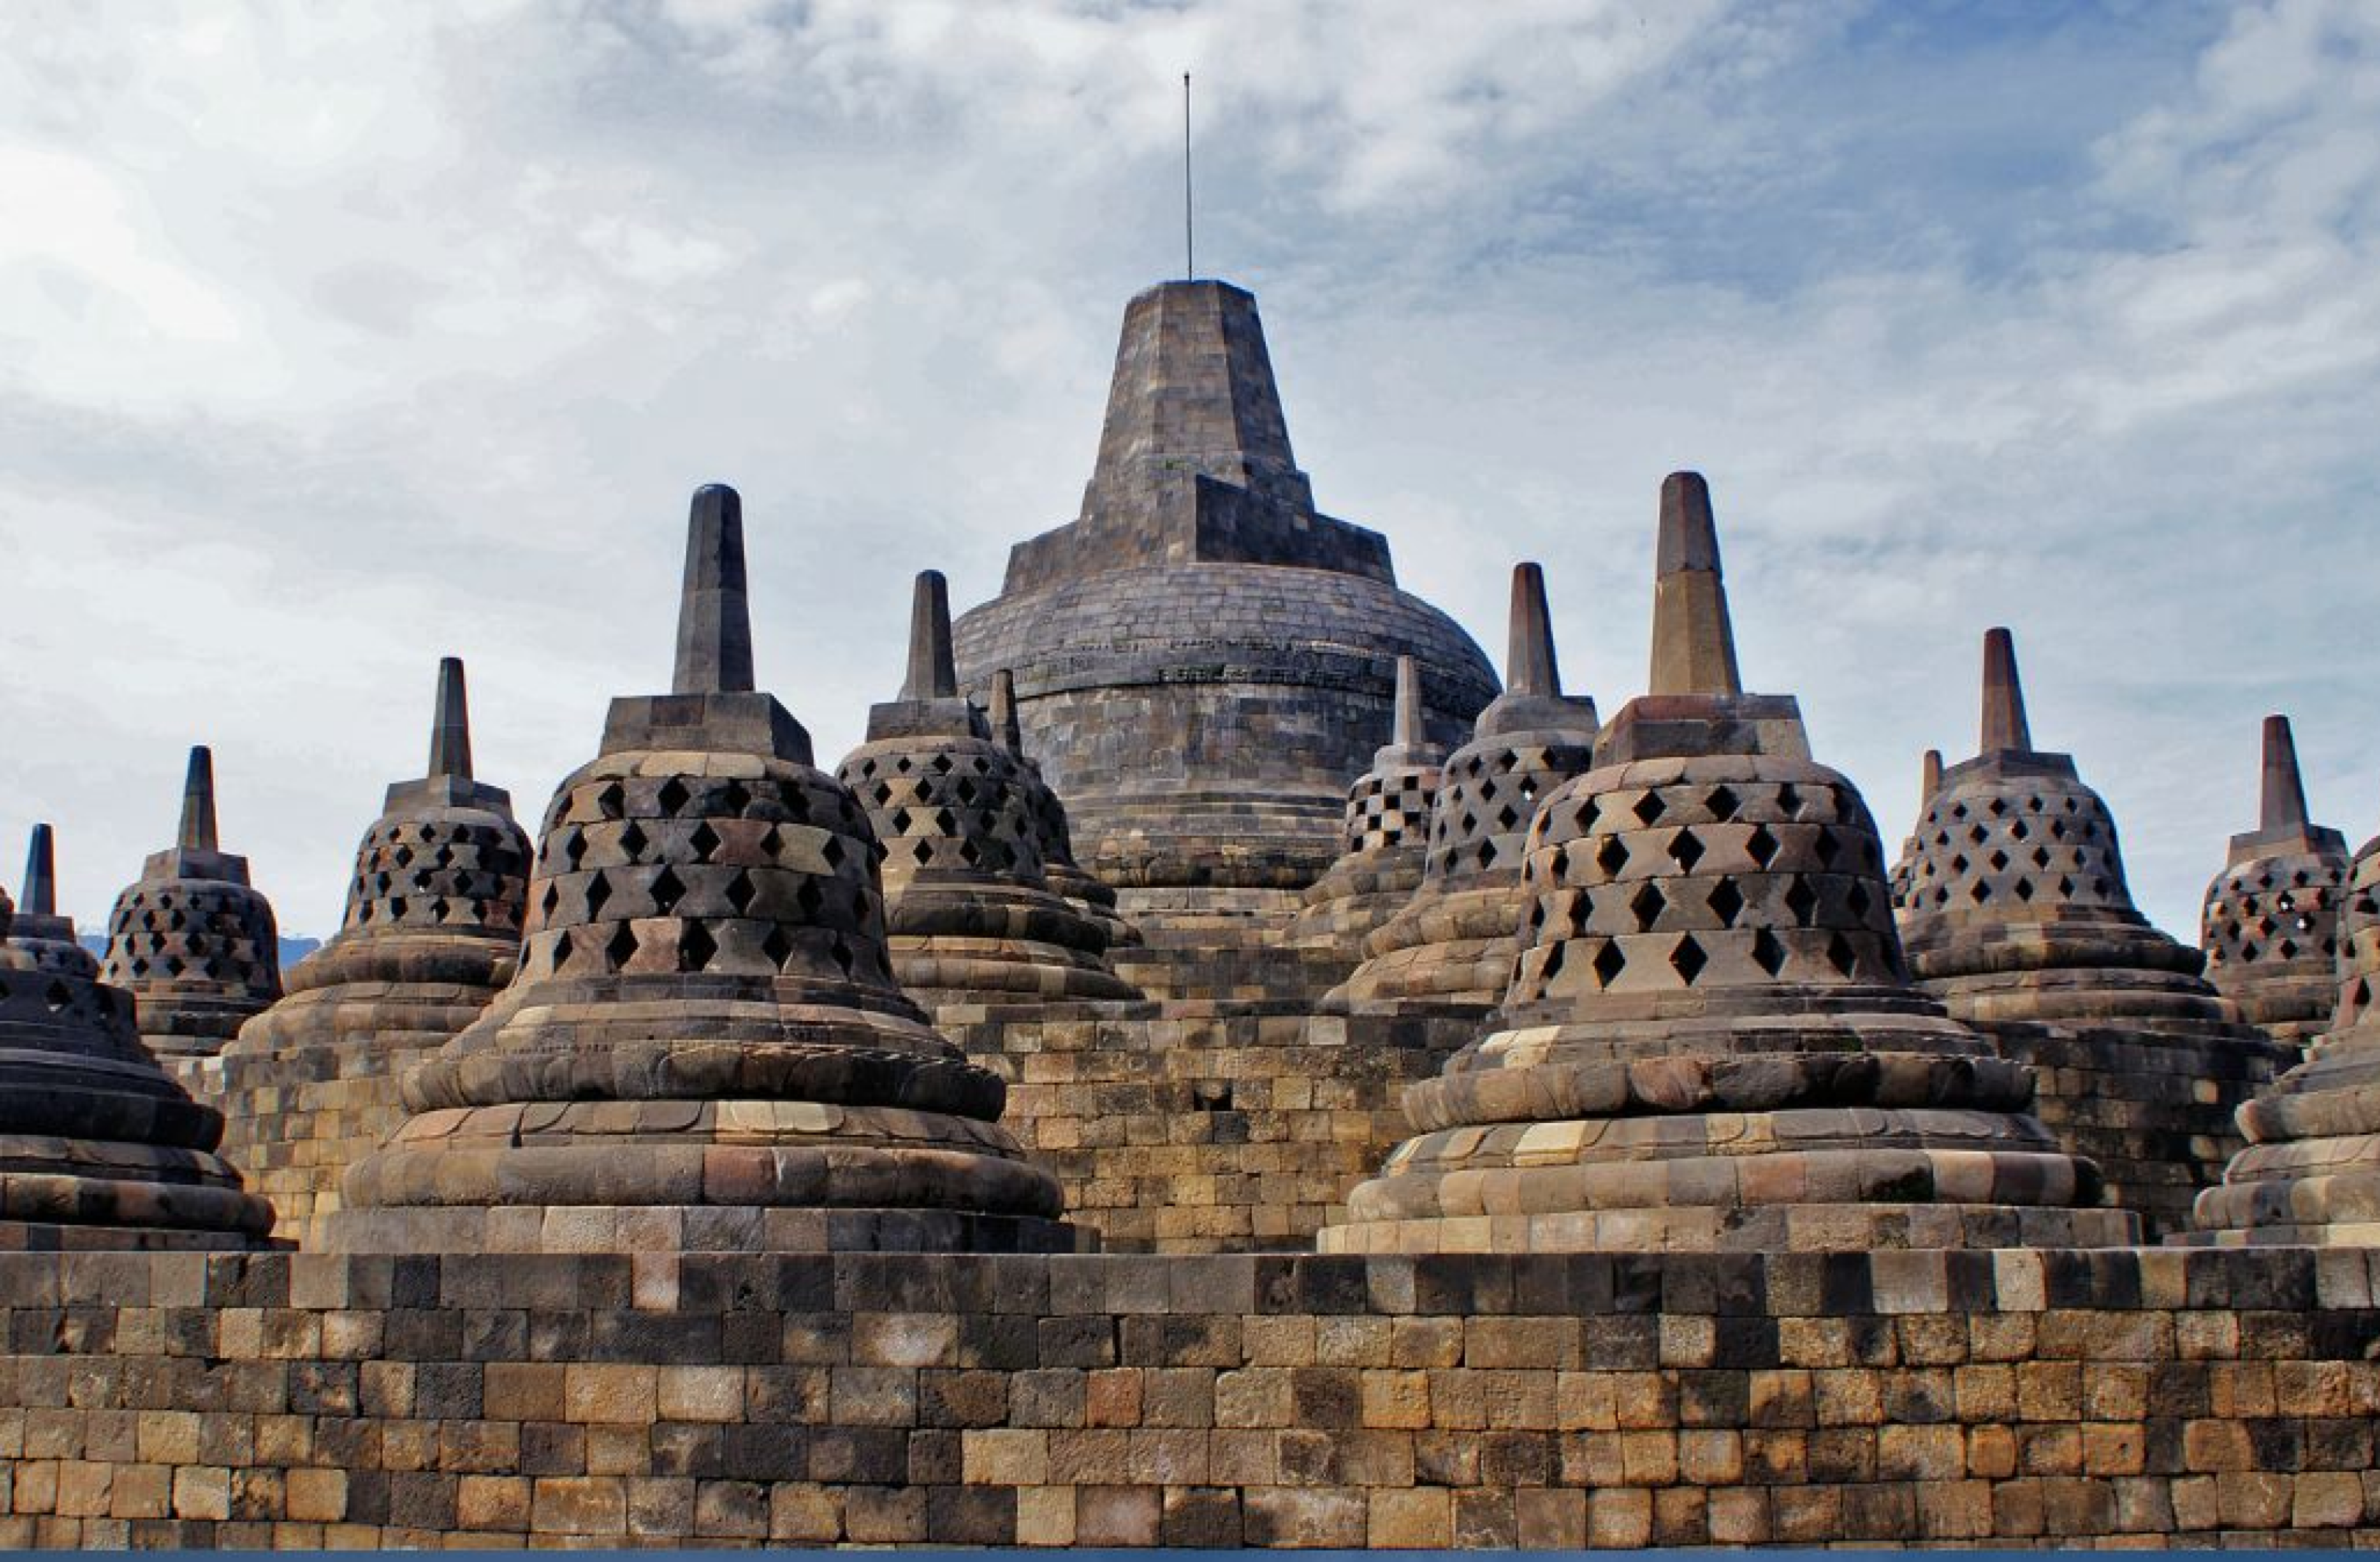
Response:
[[0, 0, 2371, 958]]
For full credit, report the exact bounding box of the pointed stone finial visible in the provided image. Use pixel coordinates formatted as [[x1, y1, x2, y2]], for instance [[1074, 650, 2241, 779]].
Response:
[[900, 571, 958, 702], [428, 657, 473, 781], [1648, 471, 1742, 697], [2259, 713, 2309, 833], [1979, 626, 2032, 754], [1392, 655, 1425, 749], [672, 484, 756, 697], [1505, 564, 1561, 697], [178, 746, 218, 853], [1920, 748, 1944, 805], [990, 669, 1024, 754], [23, 823, 55, 917]]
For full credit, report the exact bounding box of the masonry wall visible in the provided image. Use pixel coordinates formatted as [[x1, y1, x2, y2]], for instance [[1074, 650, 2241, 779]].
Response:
[[4, 1247, 2380, 1550]]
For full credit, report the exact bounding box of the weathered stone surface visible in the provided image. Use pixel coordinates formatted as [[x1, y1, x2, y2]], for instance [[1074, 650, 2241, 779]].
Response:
[[1324, 474, 2131, 1255], [1894, 630, 2293, 1236], [2190, 827, 2380, 1245], [2199, 715, 2348, 1045], [3, 1246, 2379, 1550], [0, 826, 275, 1250], [209, 659, 531, 1249], [951, 280, 1498, 926], [329, 486, 1076, 1255], [99, 747, 282, 1065], [1326, 565, 1600, 1014], [835, 573, 1138, 1009], [1290, 656, 1446, 953], [988, 669, 1141, 951]]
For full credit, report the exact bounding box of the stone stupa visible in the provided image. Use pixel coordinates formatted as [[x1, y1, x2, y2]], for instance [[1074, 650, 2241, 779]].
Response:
[[0, 824, 276, 1250], [1893, 628, 2293, 1237], [1321, 472, 2133, 1256], [2199, 715, 2349, 1046], [211, 658, 533, 1249], [1290, 655, 1447, 951], [987, 668, 1140, 951], [836, 572, 1140, 1008], [99, 746, 283, 1070], [951, 279, 1498, 933], [2189, 823, 2380, 1244], [330, 484, 1078, 1255], [1325, 563, 1600, 1014]]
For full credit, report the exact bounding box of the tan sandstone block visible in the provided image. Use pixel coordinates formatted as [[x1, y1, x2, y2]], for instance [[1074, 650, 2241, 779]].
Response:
[[284, 1469, 348, 1524], [172, 1467, 230, 1522], [565, 1366, 659, 1425], [657, 1367, 745, 1423], [456, 1476, 528, 1531], [1368, 1488, 1450, 1548]]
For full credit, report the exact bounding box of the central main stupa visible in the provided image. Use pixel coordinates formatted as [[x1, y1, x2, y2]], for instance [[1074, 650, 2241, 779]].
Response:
[[952, 280, 1499, 929]]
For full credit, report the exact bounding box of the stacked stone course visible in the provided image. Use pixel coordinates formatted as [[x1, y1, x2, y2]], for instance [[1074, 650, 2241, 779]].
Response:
[[6, 1246, 2380, 1549], [1895, 630, 2295, 1238], [208, 660, 530, 1250]]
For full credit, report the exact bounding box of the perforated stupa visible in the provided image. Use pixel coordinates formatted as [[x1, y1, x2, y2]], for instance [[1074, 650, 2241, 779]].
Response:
[[211, 658, 532, 1248], [2199, 715, 2349, 1045], [1290, 656, 1447, 951], [330, 485, 1076, 1254], [1322, 473, 2132, 1256], [1325, 563, 1599, 1013], [99, 746, 283, 1065]]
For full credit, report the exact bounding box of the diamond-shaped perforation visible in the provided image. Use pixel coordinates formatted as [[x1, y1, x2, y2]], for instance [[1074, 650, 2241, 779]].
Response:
[[1670, 935, 1708, 984]]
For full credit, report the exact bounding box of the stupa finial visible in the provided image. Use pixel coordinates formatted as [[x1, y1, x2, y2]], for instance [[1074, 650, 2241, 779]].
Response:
[[2259, 713, 2309, 833], [900, 571, 958, 702], [1648, 471, 1742, 697], [23, 823, 55, 917], [1505, 563, 1560, 698], [1392, 655, 1425, 749], [178, 746, 218, 853], [672, 484, 755, 697], [989, 669, 1025, 755], [428, 657, 473, 781], [1979, 626, 2032, 753], [1921, 748, 1944, 804]]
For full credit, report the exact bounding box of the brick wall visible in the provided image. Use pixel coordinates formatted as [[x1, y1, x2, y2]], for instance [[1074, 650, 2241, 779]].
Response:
[[3, 1248, 2378, 1549]]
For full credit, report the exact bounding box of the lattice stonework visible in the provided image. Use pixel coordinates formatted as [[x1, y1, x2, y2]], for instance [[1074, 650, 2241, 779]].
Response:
[[1896, 778, 2132, 918], [843, 747, 1046, 882], [100, 881, 279, 996], [1508, 770, 1905, 1006], [2337, 846, 2380, 1036], [1344, 765, 1436, 855], [347, 816, 531, 938], [519, 760, 895, 990], [1424, 739, 1601, 886]]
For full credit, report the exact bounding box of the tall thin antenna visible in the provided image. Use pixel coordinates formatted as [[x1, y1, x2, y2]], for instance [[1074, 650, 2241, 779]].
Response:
[[1182, 72, 1194, 282]]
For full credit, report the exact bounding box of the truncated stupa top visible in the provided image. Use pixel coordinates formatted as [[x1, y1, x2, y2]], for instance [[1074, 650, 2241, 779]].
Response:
[[1001, 280, 1390, 594]]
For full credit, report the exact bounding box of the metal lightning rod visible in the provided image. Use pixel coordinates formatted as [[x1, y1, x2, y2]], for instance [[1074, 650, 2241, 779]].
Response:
[[1183, 72, 1194, 282]]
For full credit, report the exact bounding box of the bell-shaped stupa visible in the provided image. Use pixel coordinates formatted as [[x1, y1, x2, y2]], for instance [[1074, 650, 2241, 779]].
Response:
[[1888, 749, 1944, 907], [2189, 827, 2380, 1244], [0, 825, 276, 1249], [1291, 656, 1447, 951], [1324, 563, 1600, 1013], [1321, 473, 2132, 1255], [836, 572, 1139, 1007], [213, 658, 533, 1248], [99, 746, 283, 1067], [951, 280, 1499, 934], [1893, 629, 2292, 1236], [987, 669, 1140, 951], [331, 485, 1076, 1254], [2199, 715, 2349, 1045]]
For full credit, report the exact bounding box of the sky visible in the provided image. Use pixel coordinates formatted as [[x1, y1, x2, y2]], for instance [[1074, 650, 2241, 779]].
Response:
[[1, 0, 2374, 944]]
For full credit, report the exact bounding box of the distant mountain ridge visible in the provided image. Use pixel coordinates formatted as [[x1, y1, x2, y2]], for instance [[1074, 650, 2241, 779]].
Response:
[[76, 932, 324, 970]]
